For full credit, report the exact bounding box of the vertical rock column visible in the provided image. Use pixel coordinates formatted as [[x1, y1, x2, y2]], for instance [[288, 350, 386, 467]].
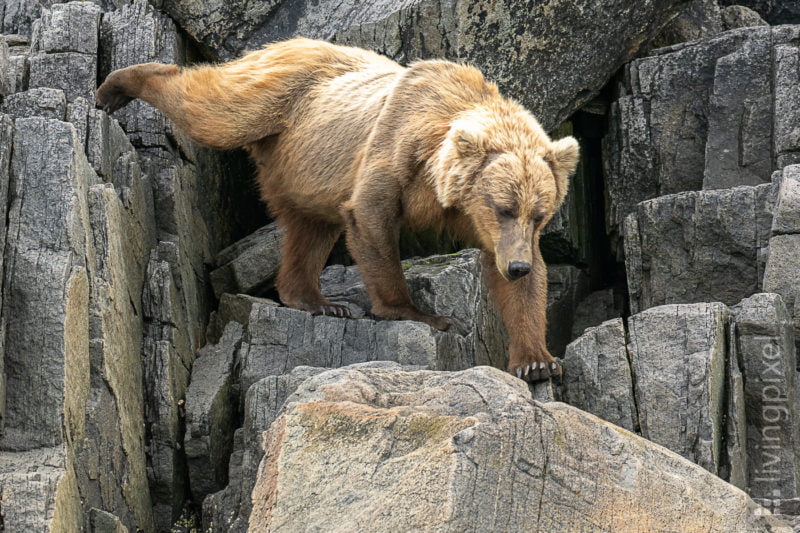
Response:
[[763, 165, 800, 352], [732, 293, 800, 500], [0, 117, 91, 531], [100, 1, 245, 526], [627, 303, 729, 475]]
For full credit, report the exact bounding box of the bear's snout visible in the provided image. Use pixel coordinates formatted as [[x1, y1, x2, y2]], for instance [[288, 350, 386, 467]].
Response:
[[507, 261, 531, 281]]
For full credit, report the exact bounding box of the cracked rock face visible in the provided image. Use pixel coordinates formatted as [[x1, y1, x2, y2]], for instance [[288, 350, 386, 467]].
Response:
[[763, 165, 800, 353], [624, 183, 773, 314], [564, 293, 800, 502], [248, 365, 783, 532], [1, 0, 799, 530], [0, 0, 251, 530], [604, 25, 800, 254]]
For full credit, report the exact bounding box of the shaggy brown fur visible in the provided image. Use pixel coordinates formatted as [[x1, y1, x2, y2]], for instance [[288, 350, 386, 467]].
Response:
[[97, 38, 580, 382]]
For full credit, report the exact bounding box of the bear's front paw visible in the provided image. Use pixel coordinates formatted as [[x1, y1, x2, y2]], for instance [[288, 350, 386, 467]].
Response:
[[507, 344, 562, 383]]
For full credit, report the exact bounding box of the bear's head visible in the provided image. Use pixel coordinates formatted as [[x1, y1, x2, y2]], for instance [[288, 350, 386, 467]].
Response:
[[431, 111, 580, 281]]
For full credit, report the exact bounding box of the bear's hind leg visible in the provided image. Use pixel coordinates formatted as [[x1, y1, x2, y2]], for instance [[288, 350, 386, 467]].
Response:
[[275, 213, 350, 317], [96, 62, 181, 114]]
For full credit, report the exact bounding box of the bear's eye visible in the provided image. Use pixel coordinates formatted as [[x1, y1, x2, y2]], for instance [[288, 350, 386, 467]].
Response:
[[532, 213, 545, 226], [497, 207, 517, 219]]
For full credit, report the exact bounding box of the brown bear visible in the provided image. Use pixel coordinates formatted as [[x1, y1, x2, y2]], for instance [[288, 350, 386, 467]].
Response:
[[96, 37, 579, 382]]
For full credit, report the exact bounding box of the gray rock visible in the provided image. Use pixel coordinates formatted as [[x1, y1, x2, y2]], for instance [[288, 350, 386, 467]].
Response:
[[725, 318, 749, 489], [98, 2, 248, 527], [323, 249, 506, 366], [732, 293, 800, 500], [562, 318, 638, 432], [202, 429, 245, 533], [67, 96, 90, 146], [155, 0, 688, 131], [210, 222, 283, 298], [27, 3, 100, 103], [6, 45, 29, 95], [772, 165, 800, 235], [652, 0, 724, 48], [627, 303, 729, 475], [763, 235, 800, 348], [142, 242, 193, 528], [0, 86, 65, 119], [719, 0, 800, 24], [184, 321, 243, 503], [1, 0, 55, 36], [561, 300, 765, 488], [604, 26, 799, 249], [1, 117, 91, 451], [88, 508, 129, 533], [249, 365, 785, 531], [205, 293, 279, 345], [203, 365, 328, 533], [721, 5, 770, 28], [239, 302, 467, 397], [84, 173, 156, 530], [773, 31, 800, 170], [569, 288, 621, 340], [0, 114, 12, 432], [28, 51, 96, 102], [0, 36, 12, 96], [624, 184, 773, 314], [763, 165, 800, 352], [35, 2, 101, 55], [99, 0, 185, 149], [0, 446, 83, 531]]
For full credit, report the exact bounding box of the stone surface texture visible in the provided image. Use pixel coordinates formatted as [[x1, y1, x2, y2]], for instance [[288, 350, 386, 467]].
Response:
[[652, 0, 724, 48], [763, 165, 800, 352], [624, 184, 773, 314], [0, 1, 252, 531], [564, 294, 800, 504], [732, 293, 800, 500], [248, 365, 785, 532], [721, 5, 769, 29], [604, 26, 800, 253]]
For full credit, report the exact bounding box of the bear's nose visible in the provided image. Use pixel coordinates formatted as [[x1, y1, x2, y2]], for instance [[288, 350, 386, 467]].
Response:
[[507, 261, 531, 280]]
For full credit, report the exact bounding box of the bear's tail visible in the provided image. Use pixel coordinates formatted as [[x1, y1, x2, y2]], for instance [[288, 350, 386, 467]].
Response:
[[96, 38, 365, 150]]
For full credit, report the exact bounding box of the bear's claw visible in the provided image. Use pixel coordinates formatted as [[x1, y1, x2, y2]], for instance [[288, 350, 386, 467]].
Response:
[[512, 360, 561, 383], [312, 303, 352, 318]]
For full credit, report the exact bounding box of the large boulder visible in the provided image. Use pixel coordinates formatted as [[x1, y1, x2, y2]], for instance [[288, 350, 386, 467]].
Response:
[[152, 0, 688, 131], [627, 303, 730, 476], [248, 365, 785, 531]]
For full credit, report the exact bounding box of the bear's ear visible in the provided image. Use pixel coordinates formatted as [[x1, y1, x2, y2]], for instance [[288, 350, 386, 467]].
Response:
[[451, 120, 486, 157], [545, 136, 580, 206]]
